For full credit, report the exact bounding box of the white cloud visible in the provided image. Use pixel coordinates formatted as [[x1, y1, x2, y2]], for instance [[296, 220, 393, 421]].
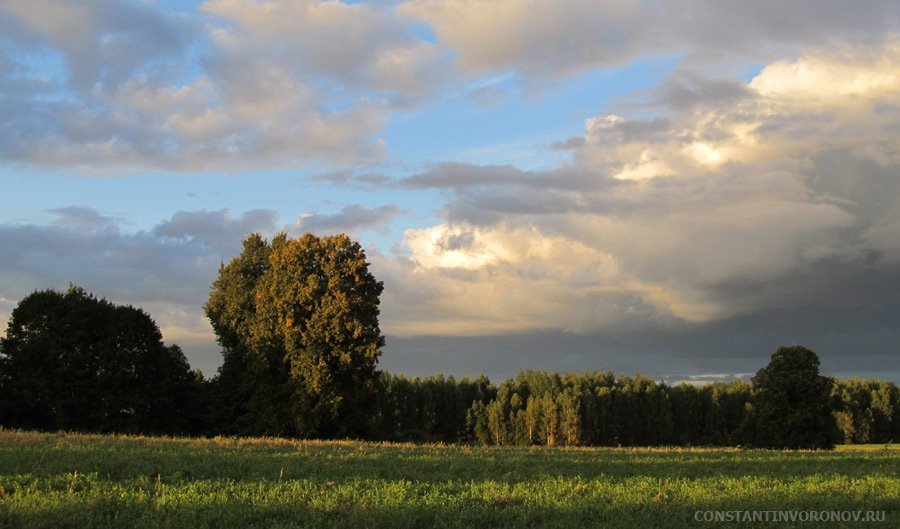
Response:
[[378, 223, 689, 336], [751, 49, 900, 104]]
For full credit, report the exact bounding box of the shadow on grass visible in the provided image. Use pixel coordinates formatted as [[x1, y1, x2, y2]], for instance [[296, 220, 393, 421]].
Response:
[[2, 491, 895, 529]]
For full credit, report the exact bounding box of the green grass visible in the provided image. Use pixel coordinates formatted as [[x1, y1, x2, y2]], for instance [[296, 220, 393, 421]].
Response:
[[0, 430, 897, 528]]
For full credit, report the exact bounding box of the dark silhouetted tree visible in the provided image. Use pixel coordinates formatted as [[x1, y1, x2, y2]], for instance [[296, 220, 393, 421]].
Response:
[[740, 345, 838, 449], [0, 286, 196, 434]]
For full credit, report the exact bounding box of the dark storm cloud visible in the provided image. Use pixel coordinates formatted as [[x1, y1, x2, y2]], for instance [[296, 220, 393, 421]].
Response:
[[381, 296, 900, 384], [445, 187, 586, 219]]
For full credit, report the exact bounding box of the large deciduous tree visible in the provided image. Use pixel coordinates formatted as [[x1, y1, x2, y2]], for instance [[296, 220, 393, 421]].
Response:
[[205, 232, 384, 438], [0, 286, 197, 434], [740, 345, 838, 449], [204, 233, 275, 435]]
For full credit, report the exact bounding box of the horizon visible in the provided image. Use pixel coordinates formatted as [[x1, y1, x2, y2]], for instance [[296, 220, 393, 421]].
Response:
[[1, 1, 899, 384]]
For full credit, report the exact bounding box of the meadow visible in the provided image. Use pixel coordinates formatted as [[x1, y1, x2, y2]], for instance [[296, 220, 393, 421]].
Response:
[[0, 430, 896, 528]]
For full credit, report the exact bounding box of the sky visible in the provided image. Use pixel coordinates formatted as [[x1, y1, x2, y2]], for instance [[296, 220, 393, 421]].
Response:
[[1, 0, 899, 383]]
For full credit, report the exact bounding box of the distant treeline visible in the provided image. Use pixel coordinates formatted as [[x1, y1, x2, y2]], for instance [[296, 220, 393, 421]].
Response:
[[367, 372, 898, 446]]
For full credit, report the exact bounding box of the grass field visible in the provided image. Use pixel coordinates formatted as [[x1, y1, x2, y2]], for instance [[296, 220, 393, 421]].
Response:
[[0, 430, 897, 528]]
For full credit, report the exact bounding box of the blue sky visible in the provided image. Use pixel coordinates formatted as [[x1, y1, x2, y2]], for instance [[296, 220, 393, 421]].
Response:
[[2, 1, 900, 382]]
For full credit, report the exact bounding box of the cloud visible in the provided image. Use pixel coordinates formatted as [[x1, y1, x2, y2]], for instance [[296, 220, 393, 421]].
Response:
[[4, 1, 897, 172], [399, 0, 649, 77], [0, 0, 448, 171], [202, 0, 448, 102], [290, 204, 400, 235], [311, 169, 393, 188], [47, 206, 123, 233], [398, 162, 602, 193], [375, 223, 683, 337], [398, 162, 528, 189], [0, 209, 217, 306], [400, 0, 900, 78], [380, 325, 900, 383], [0, 0, 190, 91], [376, 41, 900, 347], [153, 208, 277, 255]]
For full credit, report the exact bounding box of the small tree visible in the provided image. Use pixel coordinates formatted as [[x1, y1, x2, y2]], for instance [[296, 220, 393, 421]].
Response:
[[540, 393, 559, 446], [559, 388, 582, 446], [486, 399, 507, 445], [466, 400, 491, 445], [741, 345, 838, 449], [523, 395, 541, 445]]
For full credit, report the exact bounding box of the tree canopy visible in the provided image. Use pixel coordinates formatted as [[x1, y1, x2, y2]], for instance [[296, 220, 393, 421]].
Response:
[[0, 285, 197, 434], [205, 232, 384, 438], [741, 345, 838, 449]]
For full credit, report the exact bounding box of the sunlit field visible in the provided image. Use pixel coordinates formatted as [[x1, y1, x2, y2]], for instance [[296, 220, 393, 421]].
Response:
[[0, 430, 897, 528]]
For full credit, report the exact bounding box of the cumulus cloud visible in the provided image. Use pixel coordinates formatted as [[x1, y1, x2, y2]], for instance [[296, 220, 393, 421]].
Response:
[[375, 223, 682, 337], [380, 41, 900, 345], [0, 0, 449, 170]]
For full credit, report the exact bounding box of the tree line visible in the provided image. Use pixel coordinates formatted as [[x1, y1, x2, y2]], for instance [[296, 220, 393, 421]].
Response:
[[1, 232, 897, 448], [368, 368, 898, 447]]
